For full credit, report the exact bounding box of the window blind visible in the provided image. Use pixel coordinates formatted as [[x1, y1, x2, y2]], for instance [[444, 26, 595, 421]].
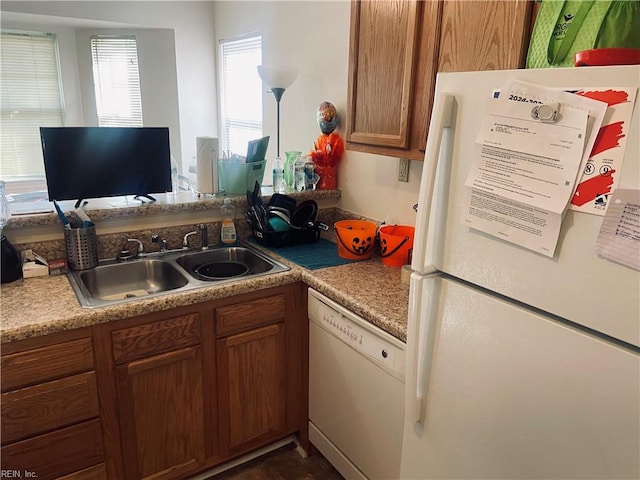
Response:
[[90, 35, 143, 127], [1, 31, 64, 184], [219, 35, 262, 155]]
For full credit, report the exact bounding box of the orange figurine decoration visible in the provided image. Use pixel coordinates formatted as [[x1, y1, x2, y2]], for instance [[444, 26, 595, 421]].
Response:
[[310, 101, 344, 190]]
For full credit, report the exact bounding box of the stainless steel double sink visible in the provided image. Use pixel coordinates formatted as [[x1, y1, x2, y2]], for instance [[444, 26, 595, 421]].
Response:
[[67, 243, 289, 308]]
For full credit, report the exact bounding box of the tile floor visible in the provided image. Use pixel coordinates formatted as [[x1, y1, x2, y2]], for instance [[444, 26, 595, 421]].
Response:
[[206, 443, 344, 480]]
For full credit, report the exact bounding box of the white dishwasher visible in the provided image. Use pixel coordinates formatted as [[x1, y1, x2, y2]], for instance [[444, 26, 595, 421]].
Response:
[[308, 288, 405, 480]]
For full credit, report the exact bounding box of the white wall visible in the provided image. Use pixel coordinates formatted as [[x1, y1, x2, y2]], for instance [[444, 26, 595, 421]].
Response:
[[212, 1, 422, 225]]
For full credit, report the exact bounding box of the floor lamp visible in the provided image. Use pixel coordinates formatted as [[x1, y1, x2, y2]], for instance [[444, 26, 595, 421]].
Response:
[[257, 65, 299, 159]]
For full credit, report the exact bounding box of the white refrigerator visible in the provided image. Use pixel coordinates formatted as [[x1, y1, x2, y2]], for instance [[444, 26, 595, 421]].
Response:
[[401, 66, 639, 479]]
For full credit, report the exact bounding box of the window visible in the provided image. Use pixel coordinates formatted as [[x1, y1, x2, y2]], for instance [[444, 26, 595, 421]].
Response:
[[90, 35, 143, 127], [219, 34, 262, 155], [1, 31, 64, 192]]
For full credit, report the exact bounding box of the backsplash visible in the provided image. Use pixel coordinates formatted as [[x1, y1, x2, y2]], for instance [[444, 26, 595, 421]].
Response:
[[12, 207, 377, 263]]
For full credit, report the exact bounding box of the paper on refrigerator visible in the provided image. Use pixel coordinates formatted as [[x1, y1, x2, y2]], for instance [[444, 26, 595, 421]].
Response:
[[463, 97, 589, 257], [595, 189, 640, 271], [569, 87, 637, 214], [500, 80, 637, 216], [500, 80, 608, 193]]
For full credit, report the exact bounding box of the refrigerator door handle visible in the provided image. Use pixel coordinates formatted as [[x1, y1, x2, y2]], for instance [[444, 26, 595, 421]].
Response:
[[407, 273, 441, 424], [412, 92, 455, 272]]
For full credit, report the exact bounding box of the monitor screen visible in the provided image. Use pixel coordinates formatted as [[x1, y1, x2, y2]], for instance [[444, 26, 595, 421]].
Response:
[[40, 127, 172, 203]]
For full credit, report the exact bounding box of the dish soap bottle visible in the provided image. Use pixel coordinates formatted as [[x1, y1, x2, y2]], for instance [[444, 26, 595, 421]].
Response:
[[220, 197, 237, 244]]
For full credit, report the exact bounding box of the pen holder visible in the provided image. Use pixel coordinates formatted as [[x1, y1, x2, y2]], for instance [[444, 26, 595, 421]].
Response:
[[64, 224, 98, 270]]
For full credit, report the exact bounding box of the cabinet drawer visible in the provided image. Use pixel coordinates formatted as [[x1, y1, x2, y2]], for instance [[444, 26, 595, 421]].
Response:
[[1, 371, 99, 444], [57, 463, 107, 480], [1, 418, 104, 480], [216, 294, 286, 337], [1, 338, 94, 392], [112, 313, 200, 364]]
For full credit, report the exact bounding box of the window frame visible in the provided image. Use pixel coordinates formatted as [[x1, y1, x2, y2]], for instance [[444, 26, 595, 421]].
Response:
[[0, 30, 65, 194], [90, 34, 143, 127], [218, 33, 263, 156]]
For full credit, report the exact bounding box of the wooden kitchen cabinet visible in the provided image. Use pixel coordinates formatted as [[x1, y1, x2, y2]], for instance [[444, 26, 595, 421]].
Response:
[[0, 328, 107, 480], [216, 284, 308, 458], [95, 307, 214, 480], [1, 283, 308, 480], [346, 0, 534, 160], [91, 283, 307, 479]]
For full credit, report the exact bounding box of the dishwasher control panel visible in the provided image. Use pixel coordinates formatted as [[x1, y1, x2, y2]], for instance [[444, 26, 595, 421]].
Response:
[[308, 288, 405, 380]]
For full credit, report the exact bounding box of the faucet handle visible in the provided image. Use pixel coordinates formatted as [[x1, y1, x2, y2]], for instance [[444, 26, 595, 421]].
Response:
[[151, 234, 168, 251], [199, 224, 209, 250]]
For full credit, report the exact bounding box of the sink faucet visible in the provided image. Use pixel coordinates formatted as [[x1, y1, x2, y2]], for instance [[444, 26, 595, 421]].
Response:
[[182, 225, 208, 250], [199, 224, 209, 250], [151, 234, 168, 252], [183, 230, 198, 249], [116, 238, 145, 262]]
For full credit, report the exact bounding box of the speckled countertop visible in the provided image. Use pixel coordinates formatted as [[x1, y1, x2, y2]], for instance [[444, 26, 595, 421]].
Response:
[[0, 241, 409, 344]]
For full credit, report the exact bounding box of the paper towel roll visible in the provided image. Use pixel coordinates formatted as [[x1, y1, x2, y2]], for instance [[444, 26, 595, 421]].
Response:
[[196, 137, 219, 194]]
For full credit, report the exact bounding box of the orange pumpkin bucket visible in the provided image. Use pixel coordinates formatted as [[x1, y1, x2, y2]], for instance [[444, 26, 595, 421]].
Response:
[[334, 220, 377, 260], [379, 225, 415, 267]]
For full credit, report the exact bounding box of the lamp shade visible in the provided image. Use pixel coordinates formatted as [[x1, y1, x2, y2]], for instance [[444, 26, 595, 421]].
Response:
[[257, 65, 299, 89]]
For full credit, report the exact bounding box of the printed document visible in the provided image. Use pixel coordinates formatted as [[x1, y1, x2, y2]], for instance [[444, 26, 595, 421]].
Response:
[[463, 97, 588, 257], [595, 189, 640, 271], [500, 80, 637, 216]]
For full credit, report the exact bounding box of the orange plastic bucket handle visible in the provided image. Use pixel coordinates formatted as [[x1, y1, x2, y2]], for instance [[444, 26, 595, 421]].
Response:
[[380, 235, 410, 258], [335, 227, 373, 256]]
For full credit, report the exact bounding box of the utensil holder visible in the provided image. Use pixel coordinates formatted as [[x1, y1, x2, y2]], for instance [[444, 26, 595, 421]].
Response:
[[64, 225, 98, 270]]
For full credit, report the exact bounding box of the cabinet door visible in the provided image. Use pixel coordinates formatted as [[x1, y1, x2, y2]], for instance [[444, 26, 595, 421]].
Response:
[[346, 0, 421, 149], [116, 346, 206, 480], [346, 0, 533, 159], [437, 0, 532, 73], [217, 323, 286, 456]]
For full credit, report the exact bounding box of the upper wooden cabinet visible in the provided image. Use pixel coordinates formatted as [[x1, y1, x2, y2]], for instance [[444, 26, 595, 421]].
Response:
[[346, 0, 534, 161]]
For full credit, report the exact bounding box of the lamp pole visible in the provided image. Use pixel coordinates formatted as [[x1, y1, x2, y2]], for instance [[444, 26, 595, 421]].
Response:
[[270, 87, 285, 158]]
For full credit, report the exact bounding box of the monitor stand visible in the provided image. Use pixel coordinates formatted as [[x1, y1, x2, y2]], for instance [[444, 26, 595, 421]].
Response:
[[134, 194, 157, 203]]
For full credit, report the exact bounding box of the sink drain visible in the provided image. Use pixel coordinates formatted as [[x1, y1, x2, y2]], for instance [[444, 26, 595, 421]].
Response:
[[194, 261, 249, 280]]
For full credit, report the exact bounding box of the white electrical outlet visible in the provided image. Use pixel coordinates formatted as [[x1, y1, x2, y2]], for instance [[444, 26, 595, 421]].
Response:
[[398, 158, 409, 182]]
